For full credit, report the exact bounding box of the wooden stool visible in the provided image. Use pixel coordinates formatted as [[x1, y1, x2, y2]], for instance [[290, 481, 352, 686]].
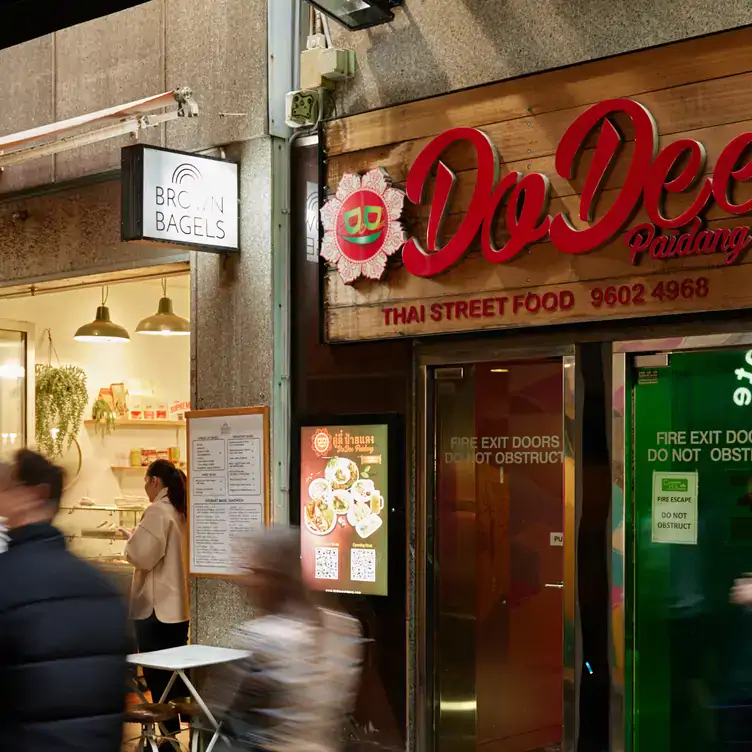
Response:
[[124, 702, 180, 752], [169, 698, 205, 752]]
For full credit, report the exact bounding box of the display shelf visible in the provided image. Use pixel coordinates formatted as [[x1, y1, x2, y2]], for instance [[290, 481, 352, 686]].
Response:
[[84, 419, 185, 428], [60, 504, 147, 512], [111, 464, 185, 472], [61, 504, 125, 512]]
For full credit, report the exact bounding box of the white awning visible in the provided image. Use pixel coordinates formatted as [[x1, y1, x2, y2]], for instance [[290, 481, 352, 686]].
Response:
[[0, 87, 198, 168]]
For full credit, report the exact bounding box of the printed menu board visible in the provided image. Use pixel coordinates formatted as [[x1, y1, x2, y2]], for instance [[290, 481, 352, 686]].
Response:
[[300, 424, 389, 596], [187, 407, 269, 577]]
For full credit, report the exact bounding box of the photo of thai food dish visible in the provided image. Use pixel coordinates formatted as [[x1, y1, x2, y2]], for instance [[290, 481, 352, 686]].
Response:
[[304, 456, 384, 539]]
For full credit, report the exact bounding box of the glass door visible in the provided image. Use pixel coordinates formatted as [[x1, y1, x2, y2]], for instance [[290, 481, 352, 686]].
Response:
[[423, 354, 575, 752], [0, 320, 34, 459], [621, 337, 752, 752]]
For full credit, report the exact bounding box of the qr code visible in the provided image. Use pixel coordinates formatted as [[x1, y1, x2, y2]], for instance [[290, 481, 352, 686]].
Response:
[[350, 548, 377, 583], [314, 547, 339, 580]]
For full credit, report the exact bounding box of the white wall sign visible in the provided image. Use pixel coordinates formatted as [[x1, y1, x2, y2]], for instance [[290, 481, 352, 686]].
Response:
[[550, 532, 564, 546], [187, 407, 269, 577], [122, 145, 239, 252], [651, 471, 698, 545]]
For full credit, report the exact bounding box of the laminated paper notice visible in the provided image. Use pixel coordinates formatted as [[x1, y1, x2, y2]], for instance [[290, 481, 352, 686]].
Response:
[[189, 410, 267, 576], [651, 471, 698, 545]]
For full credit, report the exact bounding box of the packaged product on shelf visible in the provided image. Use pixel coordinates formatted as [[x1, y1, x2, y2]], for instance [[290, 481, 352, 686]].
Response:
[[97, 387, 115, 410], [157, 449, 169, 461], [129, 449, 142, 468], [129, 395, 143, 421], [156, 403, 168, 421], [111, 383, 128, 417], [170, 400, 190, 420], [143, 403, 155, 421], [168, 446, 181, 463], [142, 448, 157, 466]]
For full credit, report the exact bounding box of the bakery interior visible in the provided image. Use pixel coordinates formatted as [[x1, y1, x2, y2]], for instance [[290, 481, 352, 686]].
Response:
[[0, 266, 190, 592]]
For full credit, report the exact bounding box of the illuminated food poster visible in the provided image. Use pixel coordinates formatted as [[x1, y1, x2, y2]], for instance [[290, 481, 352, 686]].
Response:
[[300, 424, 388, 596]]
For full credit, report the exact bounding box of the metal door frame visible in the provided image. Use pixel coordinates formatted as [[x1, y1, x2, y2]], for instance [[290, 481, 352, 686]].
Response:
[[0, 318, 36, 451], [415, 340, 578, 752], [611, 331, 752, 752]]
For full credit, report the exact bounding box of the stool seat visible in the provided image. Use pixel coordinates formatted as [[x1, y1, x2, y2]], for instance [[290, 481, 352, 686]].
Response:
[[124, 702, 178, 724], [170, 696, 204, 717]]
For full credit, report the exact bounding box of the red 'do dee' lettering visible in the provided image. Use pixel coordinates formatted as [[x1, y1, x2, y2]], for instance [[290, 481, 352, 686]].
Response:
[[481, 172, 551, 263], [713, 133, 752, 215], [643, 139, 712, 229], [550, 98, 658, 255], [403, 127, 499, 277]]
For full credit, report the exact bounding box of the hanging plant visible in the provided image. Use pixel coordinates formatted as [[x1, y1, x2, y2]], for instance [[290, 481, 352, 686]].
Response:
[[91, 398, 116, 439], [35, 363, 88, 458]]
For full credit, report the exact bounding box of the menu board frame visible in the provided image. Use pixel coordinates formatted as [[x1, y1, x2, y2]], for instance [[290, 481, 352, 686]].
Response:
[[186, 406, 270, 578], [294, 412, 404, 598]]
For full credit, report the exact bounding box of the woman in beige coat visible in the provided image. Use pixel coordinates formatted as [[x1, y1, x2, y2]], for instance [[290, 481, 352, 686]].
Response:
[[121, 459, 189, 748]]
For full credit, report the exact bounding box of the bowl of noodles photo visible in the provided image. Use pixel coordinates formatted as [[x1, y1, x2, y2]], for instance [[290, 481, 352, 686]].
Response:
[[304, 498, 337, 536]]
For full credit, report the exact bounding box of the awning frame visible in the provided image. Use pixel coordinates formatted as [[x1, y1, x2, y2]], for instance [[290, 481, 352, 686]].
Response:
[[0, 87, 198, 169]]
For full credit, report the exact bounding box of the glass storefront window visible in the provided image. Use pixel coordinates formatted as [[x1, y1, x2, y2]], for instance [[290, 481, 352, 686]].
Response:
[[431, 359, 565, 752]]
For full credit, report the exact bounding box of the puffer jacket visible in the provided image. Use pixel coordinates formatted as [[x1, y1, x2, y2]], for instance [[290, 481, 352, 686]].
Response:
[[0, 522, 131, 751]]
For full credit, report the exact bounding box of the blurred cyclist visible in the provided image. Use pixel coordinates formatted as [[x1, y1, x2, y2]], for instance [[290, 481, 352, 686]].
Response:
[[206, 526, 363, 751]]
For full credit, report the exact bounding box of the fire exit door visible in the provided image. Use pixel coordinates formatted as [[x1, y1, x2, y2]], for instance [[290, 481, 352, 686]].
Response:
[[615, 334, 752, 752]]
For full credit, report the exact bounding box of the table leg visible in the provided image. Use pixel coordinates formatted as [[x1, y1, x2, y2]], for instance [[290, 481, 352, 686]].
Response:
[[153, 672, 181, 750], [157, 671, 178, 703], [177, 670, 224, 752], [128, 676, 150, 704]]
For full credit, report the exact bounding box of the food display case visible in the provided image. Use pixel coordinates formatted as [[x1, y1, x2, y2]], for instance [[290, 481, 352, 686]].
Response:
[[54, 501, 145, 594]]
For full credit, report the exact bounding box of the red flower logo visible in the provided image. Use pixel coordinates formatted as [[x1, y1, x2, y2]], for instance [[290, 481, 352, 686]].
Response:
[[320, 168, 406, 283]]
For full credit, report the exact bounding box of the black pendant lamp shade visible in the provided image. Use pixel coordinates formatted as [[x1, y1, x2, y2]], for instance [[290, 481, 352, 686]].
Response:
[[136, 278, 190, 336], [74, 286, 130, 343]]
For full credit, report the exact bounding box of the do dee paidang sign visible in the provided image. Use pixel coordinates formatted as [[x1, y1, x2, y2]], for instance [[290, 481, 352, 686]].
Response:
[[320, 53, 752, 343]]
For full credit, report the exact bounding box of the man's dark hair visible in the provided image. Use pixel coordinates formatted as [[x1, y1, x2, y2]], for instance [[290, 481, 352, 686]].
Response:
[[14, 449, 64, 510]]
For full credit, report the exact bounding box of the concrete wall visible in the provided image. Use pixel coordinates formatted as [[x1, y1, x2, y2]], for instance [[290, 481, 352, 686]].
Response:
[[189, 136, 274, 645], [331, 0, 752, 115], [0, 180, 185, 283], [0, 0, 268, 194]]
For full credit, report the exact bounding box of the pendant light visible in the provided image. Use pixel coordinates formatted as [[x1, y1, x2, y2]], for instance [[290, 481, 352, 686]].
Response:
[[74, 286, 130, 343], [136, 278, 190, 336]]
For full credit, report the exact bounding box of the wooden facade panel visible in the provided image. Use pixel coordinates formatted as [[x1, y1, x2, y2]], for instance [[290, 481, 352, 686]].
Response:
[[325, 265, 741, 342], [327, 76, 752, 191], [330, 120, 752, 215], [324, 215, 751, 309], [325, 27, 752, 155], [321, 28, 752, 343]]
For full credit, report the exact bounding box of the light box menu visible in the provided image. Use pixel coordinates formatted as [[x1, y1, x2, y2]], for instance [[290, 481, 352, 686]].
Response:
[[300, 424, 389, 596]]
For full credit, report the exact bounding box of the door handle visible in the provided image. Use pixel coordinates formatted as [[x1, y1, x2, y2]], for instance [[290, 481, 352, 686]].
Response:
[[545, 582, 564, 589]]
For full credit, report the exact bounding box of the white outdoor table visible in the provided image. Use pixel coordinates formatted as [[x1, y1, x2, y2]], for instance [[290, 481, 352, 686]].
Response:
[[128, 644, 250, 752]]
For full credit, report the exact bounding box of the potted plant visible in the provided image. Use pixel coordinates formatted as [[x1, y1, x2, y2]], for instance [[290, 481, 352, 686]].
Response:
[[35, 363, 88, 458], [91, 398, 116, 439]]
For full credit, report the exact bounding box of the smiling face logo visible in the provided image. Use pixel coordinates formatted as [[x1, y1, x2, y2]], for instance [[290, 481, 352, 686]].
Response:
[[320, 168, 406, 283]]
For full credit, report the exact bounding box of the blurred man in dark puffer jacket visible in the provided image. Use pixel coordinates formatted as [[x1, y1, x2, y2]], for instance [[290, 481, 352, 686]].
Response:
[[0, 449, 130, 752]]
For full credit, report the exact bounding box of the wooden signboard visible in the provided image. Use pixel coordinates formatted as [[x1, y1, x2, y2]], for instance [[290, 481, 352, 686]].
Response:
[[321, 27, 752, 342], [186, 407, 270, 578]]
